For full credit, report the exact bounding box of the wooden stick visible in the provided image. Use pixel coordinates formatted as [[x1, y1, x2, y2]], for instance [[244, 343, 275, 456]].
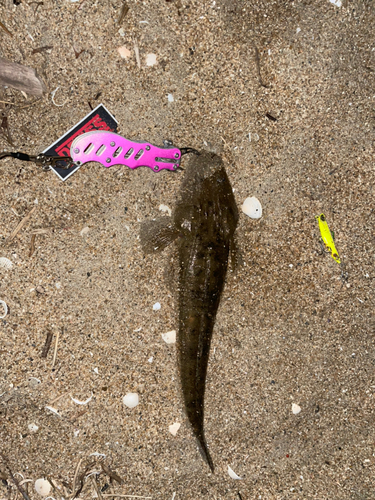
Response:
[[0, 57, 47, 97], [8, 206, 37, 242]]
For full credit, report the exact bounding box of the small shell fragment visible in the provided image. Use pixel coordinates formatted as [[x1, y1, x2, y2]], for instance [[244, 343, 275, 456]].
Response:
[[0, 300, 8, 319], [118, 46, 131, 59], [292, 403, 301, 415], [123, 392, 139, 408], [45, 406, 61, 417], [153, 302, 161, 311], [28, 423, 39, 432], [80, 227, 90, 236], [228, 465, 242, 480], [145, 53, 157, 66], [168, 422, 181, 436], [162, 330, 176, 344], [159, 204, 172, 216], [241, 197, 262, 219], [34, 479, 51, 496], [0, 257, 13, 270], [70, 393, 93, 405]]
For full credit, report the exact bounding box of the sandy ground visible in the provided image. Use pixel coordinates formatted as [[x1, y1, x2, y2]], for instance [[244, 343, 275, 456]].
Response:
[[1, 0, 375, 499]]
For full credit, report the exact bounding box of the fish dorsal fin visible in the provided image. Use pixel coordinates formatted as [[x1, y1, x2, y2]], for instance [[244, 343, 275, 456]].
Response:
[[140, 217, 180, 254]]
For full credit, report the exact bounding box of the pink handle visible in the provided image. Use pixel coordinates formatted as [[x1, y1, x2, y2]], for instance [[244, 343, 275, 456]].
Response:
[[70, 131, 181, 172]]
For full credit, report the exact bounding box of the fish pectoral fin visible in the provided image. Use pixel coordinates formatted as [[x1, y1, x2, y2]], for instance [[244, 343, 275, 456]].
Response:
[[140, 217, 180, 254]]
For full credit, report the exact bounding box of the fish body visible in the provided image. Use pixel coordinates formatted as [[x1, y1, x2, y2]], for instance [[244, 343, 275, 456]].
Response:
[[140, 152, 238, 471]]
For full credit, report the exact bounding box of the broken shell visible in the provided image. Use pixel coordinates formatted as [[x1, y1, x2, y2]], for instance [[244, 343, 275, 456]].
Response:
[[241, 197, 262, 219], [162, 330, 176, 344], [292, 403, 301, 415], [0, 300, 8, 319], [168, 422, 181, 436], [34, 479, 51, 496], [70, 393, 93, 405], [123, 392, 139, 408], [228, 465, 242, 480], [153, 302, 161, 311], [0, 257, 13, 270], [28, 423, 39, 432]]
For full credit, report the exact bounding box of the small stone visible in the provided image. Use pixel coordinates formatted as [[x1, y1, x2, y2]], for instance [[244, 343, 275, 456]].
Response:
[[80, 227, 90, 236], [153, 302, 161, 311], [167, 94, 174, 102], [28, 423, 39, 432]]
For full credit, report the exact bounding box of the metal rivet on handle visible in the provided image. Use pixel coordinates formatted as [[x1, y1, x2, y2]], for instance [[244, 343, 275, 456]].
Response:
[[154, 166, 159, 171], [110, 141, 115, 147], [174, 164, 179, 169], [106, 158, 111, 163], [146, 145, 150, 151], [74, 148, 80, 154], [174, 153, 179, 158]]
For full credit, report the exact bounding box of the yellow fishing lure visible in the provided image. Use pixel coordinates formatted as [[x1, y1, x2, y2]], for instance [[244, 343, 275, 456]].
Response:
[[315, 213, 341, 264]]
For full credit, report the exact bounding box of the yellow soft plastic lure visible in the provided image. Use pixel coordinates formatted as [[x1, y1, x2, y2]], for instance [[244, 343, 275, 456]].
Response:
[[315, 213, 341, 264]]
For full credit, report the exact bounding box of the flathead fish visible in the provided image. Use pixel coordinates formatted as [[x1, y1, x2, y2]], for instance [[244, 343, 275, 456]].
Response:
[[140, 152, 238, 472]]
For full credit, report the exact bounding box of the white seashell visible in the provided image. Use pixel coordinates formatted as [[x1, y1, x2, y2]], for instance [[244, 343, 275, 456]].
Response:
[[167, 94, 174, 102], [34, 479, 51, 496], [70, 393, 93, 405], [28, 423, 39, 432], [93, 368, 99, 374], [228, 465, 242, 480], [89, 452, 106, 458], [241, 197, 262, 219], [123, 392, 139, 408], [292, 403, 301, 415], [168, 422, 181, 436], [159, 204, 172, 216], [162, 330, 176, 344], [153, 302, 161, 311], [0, 300, 8, 319], [0, 257, 13, 270], [148, 356, 154, 363]]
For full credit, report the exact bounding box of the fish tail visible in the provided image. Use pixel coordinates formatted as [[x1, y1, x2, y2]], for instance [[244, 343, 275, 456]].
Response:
[[196, 431, 215, 472]]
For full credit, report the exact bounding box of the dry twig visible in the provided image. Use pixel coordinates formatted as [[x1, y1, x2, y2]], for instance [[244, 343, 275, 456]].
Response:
[[41, 331, 53, 358], [29, 234, 36, 257], [51, 328, 60, 368], [7, 206, 37, 243], [0, 454, 31, 500], [117, 2, 129, 24]]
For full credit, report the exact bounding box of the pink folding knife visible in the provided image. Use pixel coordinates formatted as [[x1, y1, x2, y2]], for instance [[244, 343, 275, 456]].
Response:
[[70, 131, 198, 172]]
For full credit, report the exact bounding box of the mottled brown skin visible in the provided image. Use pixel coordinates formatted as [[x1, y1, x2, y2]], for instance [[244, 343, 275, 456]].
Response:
[[140, 152, 238, 472]]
